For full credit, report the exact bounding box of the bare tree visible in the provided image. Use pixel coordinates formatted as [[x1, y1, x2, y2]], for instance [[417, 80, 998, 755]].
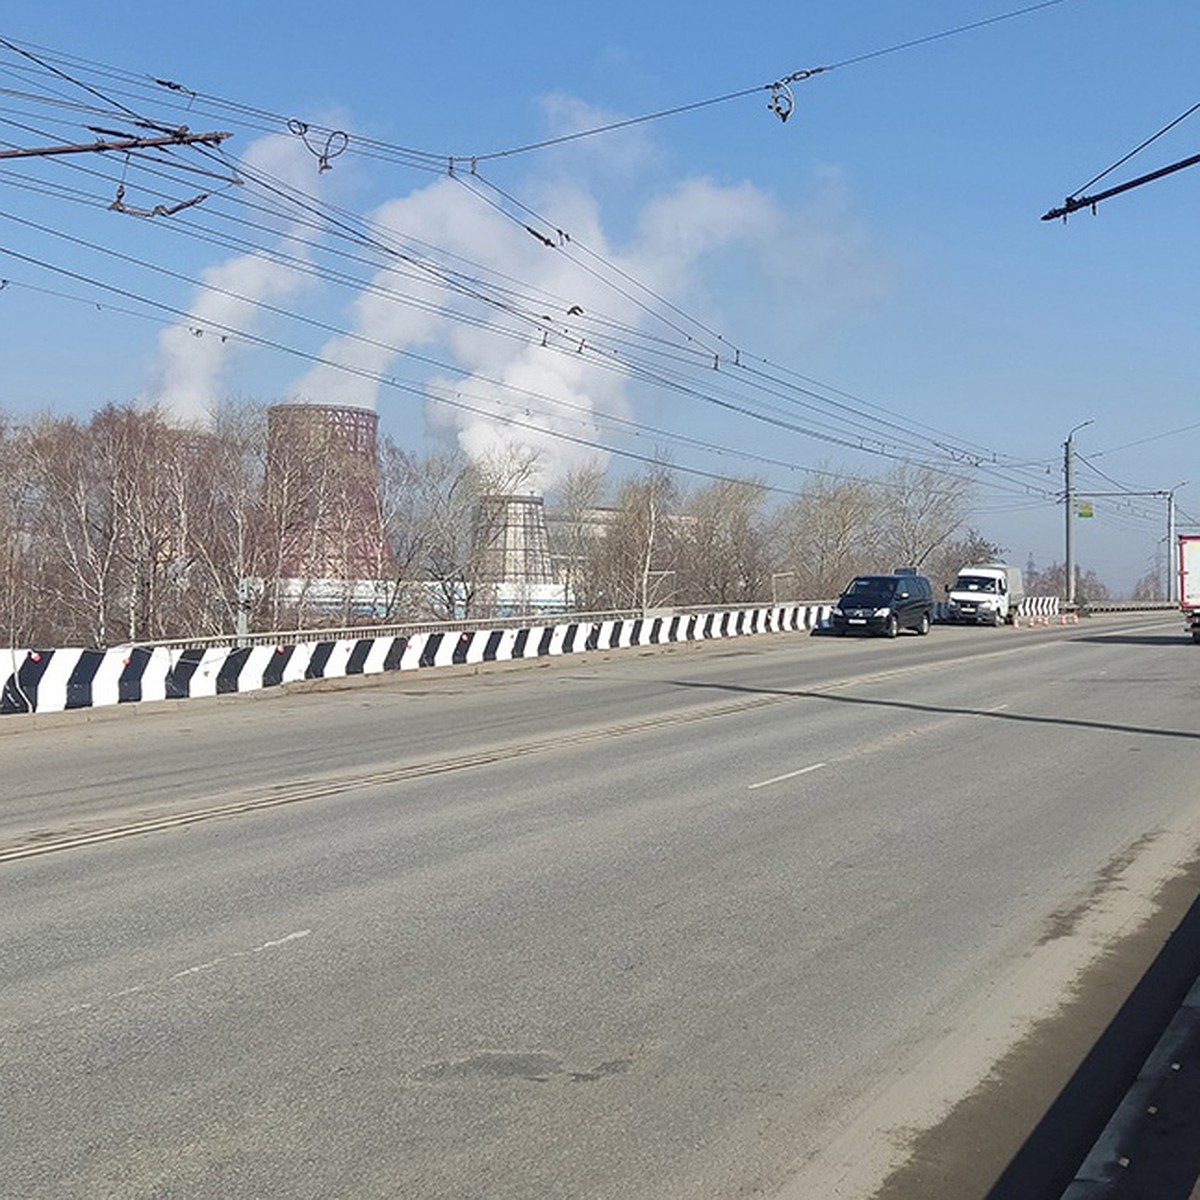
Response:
[[375, 436, 433, 621], [545, 460, 607, 611], [0, 414, 42, 645], [26, 413, 125, 646], [874, 464, 972, 571], [587, 464, 680, 613], [259, 409, 332, 625], [1130, 568, 1164, 602], [83, 405, 199, 643], [1027, 561, 1110, 602], [182, 402, 271, 635], [771, 474, 881, 599], [924, 529, 1007, 596], [380, 444, 540, 620], [676, 477, 771, 605]]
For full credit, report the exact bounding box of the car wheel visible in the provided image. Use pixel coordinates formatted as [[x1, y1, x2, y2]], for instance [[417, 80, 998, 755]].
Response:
[[917, 612, 930, 635], [884, 614, 899, 638]]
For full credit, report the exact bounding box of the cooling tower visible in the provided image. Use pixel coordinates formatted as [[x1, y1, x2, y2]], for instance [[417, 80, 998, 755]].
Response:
[[475, 494, 556, 586], [265, 403, 383, 580]]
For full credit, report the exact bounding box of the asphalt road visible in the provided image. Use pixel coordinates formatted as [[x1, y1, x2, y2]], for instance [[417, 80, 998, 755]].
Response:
[[3, 615, 1200, 1199]]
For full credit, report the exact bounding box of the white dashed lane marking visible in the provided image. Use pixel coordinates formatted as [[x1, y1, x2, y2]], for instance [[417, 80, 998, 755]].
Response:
[[749, 762, 827, 791]]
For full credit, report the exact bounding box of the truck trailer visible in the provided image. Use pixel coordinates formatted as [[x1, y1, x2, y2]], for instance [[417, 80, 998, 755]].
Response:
[[1179, 535, 1200, 642]]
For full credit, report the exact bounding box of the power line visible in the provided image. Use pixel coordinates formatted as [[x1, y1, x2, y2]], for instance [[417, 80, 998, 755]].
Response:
[[175, 146, 1045, 480], [1093, 419, 1200, 458], [455, 167, 1060, 498], [0, 26, 1068, 515], [2, 217, 1055, 517], [1076, 451, 1164, 500], [1042, 98, 1200, 220], [0, 205, 982, 477], [0, 138, 1059, 505], [0, 21, 1070, 453], [0, 242, 951, 503], [1068, 99, 1200, 200], [3, 141, 955, 471], [829, 0, 1068, 69], [447, 0, 1069, 165], [2, 4, 1073, 174]]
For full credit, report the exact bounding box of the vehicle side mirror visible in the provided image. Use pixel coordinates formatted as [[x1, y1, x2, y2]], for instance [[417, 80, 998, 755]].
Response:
[[944, 583, 950, 593]]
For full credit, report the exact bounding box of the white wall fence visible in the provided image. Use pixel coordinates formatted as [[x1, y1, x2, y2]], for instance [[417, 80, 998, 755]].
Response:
[[2, 604, 833, 716]]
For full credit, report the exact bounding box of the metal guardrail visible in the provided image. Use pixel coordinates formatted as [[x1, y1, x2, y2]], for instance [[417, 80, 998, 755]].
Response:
[[1081, 601, 1178, 614], [27, 598, 1173, 654], [113, 600, 845, 653], [118, 607, 682, 652]]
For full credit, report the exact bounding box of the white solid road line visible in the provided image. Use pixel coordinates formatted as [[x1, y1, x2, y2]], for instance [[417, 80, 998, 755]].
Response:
[[749, 762, 827, 791]]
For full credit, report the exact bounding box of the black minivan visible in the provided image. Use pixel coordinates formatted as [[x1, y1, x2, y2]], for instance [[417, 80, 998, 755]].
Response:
[[829, 571, 935, 638]]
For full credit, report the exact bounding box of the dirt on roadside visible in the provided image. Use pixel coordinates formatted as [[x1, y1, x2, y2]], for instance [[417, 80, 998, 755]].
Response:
[[871, 855, 1200, 1200]]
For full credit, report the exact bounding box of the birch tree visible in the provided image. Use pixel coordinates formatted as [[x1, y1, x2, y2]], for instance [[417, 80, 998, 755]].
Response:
[[676, 477, 770, 605], [586, 465, 680, 613]]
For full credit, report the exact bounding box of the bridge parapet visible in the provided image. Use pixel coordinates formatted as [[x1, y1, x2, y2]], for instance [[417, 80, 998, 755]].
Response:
[[2, 604, 835, 716]]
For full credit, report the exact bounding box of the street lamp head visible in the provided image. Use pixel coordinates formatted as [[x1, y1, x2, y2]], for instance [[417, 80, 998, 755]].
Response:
[[1065, 418, 1094, 444]]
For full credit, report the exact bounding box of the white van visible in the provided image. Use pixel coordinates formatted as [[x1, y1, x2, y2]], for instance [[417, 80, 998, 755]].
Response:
[[946, 563, 1024, 626]]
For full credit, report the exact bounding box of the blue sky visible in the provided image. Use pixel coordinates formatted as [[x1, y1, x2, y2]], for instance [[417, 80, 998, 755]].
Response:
[[1, 1, 1197, 594]]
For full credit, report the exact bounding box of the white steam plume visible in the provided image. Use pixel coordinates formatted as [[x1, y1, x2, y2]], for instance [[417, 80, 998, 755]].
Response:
[[145, 132, 326, 423], [287, 173, 815, 490], [283, 99, 889, 489]]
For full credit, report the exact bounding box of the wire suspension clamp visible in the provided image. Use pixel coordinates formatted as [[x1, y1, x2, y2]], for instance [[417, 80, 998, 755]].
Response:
[[767, 67, 826, 124], [768, 82, 795, 123], [287, 119, 349, 172]]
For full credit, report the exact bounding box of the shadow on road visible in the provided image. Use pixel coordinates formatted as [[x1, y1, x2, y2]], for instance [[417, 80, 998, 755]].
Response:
[[984, 883, 1200, 1200], [664, 678, 1200, 745], [1072, 633, 1193, 647], [663, 650, 1200, 1198]]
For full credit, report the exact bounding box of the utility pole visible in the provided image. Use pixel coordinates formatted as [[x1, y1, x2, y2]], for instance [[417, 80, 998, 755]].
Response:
[[1167, 487, 1184, 603], [1063, 420, 1093, 607], [1066, 482, 1185, 603]]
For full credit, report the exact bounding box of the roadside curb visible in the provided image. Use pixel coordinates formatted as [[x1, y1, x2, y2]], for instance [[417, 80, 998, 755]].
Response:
[[1059, 972, 1200, 1198]]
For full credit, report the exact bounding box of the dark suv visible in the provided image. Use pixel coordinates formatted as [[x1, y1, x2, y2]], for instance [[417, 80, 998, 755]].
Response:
[[830, 572, 934, 638]]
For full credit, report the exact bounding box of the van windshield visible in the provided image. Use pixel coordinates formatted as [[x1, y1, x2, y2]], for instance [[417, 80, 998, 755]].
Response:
[[954, 575, 997, 593], [842, 577, 895, 603]]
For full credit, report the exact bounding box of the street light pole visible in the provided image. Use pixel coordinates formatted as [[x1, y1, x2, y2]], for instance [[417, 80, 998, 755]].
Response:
[[1166, 485, 1186, 602], [1063, 420, 1093, 606], [771, 571, 795, 605]]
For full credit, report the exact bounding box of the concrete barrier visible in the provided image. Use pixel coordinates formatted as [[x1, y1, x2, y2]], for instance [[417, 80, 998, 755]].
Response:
[[1, 604, 834, 716]]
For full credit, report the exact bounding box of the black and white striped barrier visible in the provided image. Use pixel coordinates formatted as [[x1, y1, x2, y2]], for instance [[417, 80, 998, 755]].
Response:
[[936, 597, 1061, 624], [1, 604, 833, 716], [1012, 596, 1063, 626], [1018, 596, 1061, 617]]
